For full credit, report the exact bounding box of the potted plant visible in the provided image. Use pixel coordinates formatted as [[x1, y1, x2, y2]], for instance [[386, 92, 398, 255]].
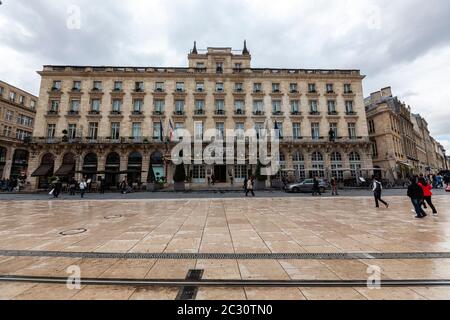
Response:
[[254, 161, 268, 190], [173, 164, 186, 191]]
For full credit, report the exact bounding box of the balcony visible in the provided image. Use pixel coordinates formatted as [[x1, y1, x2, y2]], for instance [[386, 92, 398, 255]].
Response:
[[109, 111, 123, 118], [194, 109, 206, 116], [213, 110, 226, 118], [291, 111, 302, 116], [153, 110, 165, 116], [252, 111, 265, 117], [309, 111, 321, 116], [345, 111, 358, 117], [46, 110, 60, 117], [87, 110, 102, 118], [234, 109, 246, 115], [66, 110, 80, 117], [272, 111, 284, 116], [328, 111, 339, 116], [173, 110, 186, 116], [195, 67, 207, 73]]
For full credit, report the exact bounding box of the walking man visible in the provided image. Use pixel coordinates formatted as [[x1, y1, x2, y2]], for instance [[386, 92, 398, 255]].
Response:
[[331, 177, 339, 196], [79, 178, 87, 199], [373, 176, 389, 208], [408, 176, 427, 219], [418, 177, 438, 215], [246, 176, 255, 197], [312, 177, 321, 196]]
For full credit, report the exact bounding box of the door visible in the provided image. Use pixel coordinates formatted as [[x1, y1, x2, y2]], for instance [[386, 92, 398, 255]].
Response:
[[214, 165, 227, 183]]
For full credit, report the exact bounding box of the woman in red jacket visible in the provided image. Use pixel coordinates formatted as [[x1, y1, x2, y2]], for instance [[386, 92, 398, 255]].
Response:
[[418, 177, 438, 215]]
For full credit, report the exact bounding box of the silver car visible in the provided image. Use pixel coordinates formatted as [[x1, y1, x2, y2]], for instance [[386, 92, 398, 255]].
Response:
[[286, 179, 329, 193]]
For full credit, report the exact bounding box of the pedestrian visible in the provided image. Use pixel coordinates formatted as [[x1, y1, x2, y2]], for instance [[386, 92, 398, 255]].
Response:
[[99, 176, 106, 194], [444, 174, 450, 188], [408, 176, 427, 219], [373, 176, 389, 208], [243, 177, 248, 194], [69, 178, 77, 196], [53, 179, 62, 198], [211, 174, 216, 186], [120, 179, 127, 194], [79, 178, 87, 198], [246, 176, 255, 197], [86, 177, 92, 193], [312, 177, 321, 196], [331, 177, 339, 196], [418, 177, 438, 215]]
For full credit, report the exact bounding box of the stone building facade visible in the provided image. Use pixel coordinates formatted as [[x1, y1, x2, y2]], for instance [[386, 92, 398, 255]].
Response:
[[27, 44, 373, 190], [0, 80, 37, 180]]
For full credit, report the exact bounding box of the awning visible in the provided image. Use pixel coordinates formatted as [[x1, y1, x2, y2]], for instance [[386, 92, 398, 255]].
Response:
[[31, 164, 53, 177], [54, 164, 75, 176]]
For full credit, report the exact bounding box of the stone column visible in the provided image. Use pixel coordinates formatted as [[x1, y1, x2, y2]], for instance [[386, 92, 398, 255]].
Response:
[[97, 153, 106, 179], [120, 154, 128, 182], [141, 153, 150, 184], [2, 146, 14, 179], [27, 150, 40, 190]]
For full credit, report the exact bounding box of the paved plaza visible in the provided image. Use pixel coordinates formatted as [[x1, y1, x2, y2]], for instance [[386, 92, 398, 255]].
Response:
[[1, 194, 450, 300]]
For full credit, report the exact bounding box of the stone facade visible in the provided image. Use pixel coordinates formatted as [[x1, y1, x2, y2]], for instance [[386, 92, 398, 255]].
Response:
[[27, 44, 373, 190], [0, 80, 37, 180]]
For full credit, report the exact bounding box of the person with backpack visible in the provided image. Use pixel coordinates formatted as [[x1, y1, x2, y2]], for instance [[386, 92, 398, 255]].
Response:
[[418, 177, 438, 215], [408, 176, 427, 219], [373, 176, 389, 208]]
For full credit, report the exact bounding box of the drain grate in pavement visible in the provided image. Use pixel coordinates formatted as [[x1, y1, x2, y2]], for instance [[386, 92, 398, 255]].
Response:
[[2, 250, 450, 260], [59, 229, 87, 236], [176, 270, 204, 300]]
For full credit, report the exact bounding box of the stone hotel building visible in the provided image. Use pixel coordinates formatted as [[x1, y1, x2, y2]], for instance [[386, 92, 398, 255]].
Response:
[[0, 80, 37, 180], [27, 43, 373, 190]]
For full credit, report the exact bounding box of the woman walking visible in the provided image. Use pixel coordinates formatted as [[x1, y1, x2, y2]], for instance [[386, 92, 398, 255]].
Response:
[[408, 177, 427, 219], [418, 177, 438, 215], [246, 176, 255, 197]]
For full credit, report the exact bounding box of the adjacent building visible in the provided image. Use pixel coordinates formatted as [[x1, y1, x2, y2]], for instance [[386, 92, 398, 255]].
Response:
[[0, 80, 37, 180], [26, 43, 373, 190]]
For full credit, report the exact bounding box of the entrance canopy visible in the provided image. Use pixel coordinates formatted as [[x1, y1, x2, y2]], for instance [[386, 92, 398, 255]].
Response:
[[31, 164, 53, 177]]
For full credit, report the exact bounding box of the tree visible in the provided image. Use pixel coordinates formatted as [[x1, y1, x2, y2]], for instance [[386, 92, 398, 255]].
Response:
[[173, 164, 186, 183]]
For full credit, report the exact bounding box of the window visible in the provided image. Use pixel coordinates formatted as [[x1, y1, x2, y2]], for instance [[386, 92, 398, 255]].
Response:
[[290, 83, 298, 93], [326, 84, 334, 93], [114, 81, 122, 91], [311, 152, 325, 178], [17, 114, 33, 127], [253, 83, 262, 93], [93, 81, 102, 91], [345, 101, 354, 114], [293, 152, 306, 181], [311, 123, 320, 140], [235, 123, 245, 140], [274, 122, 283, 138], [5, 110, 13, 121], [47, 124, 56, 138], [216, 122, 225, 139], [19, 95, 25, 105], [176, 82, 185, 92], [253, 100, 264, 114], [348, 123, 357, 140], [272, 83, 280, 93], [70, 100, 80, 112], [73, 81, 81, 91], [193, 165, 206, 182], [309, 100, 318, 113], [0, 86, 4, 96], [234, 63, 242, 70], [216, 62, 223, 73], [291, 100, 300, 114], [195, 100, 205, 114], [235, 83, 244, 92], [372, 141, 379, 158], [153, 122, 162, 140], [215, 100, 225, 114], [154, 100, 165, 113], [272, 100, 282, 113], [235, 165, 247, 180], [234, 100, 245, 114], [328, 100, 336, 113], [133, 99, 143, 113], [368, 120, 375, 134], [52, 81, 61, 91], [132, 123, 142, 138], [91, 99, 101, 112], [9, 91, 16, 102], [308, 83, 316, 93], [255, 122, 265, 138], [331, 152, 343, 181], [50, 100, 59, 112], [111, 123, 120, 140], [349, 152, 362, 178], [344, 84, 352, 94], [196, 82, 205, 92], [216, 82, 224, 92], [112, 99, 122, 112], [330, 123, 338, 138], [155, 82, 165, 92], [16, 129, 31, 141], [3, 126, 12, 137], [68, 124, 77, 140], [30, 100, 36, 110], [135, 82, 144, 92], [194, 122, 204, 140], [175, 100, 185, 114], [88, 123, 98, 140], [293, 123, 301, 139], [196, 62, 205, 69]]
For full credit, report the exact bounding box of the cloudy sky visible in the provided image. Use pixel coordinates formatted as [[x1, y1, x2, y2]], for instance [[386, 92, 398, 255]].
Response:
[[1, 0, 449, 153]]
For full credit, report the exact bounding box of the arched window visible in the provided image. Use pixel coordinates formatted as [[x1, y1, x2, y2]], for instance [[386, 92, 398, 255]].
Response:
[[293, 151, 306, 181], [331, 152, 343, 181], [150, 151, 165, 183], [83, 153, 98, 181], [105, 152, 121, 188], [62, 153, 76, 165], [349, 152, 362, 178], [311, 152, 325, 178], [128, 152, 143, 183]]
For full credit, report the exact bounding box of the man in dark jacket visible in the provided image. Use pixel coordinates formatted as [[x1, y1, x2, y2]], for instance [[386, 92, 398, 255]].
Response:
[[408, 176, 427, 219]]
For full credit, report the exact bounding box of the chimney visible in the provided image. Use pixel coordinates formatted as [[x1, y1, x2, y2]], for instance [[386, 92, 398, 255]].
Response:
[[381, 86, 393, 98], [370, 91, 382, 104]]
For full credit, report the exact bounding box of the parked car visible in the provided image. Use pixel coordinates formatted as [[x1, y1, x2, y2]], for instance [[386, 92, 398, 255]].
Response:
[[285, 179, 329, 193]]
